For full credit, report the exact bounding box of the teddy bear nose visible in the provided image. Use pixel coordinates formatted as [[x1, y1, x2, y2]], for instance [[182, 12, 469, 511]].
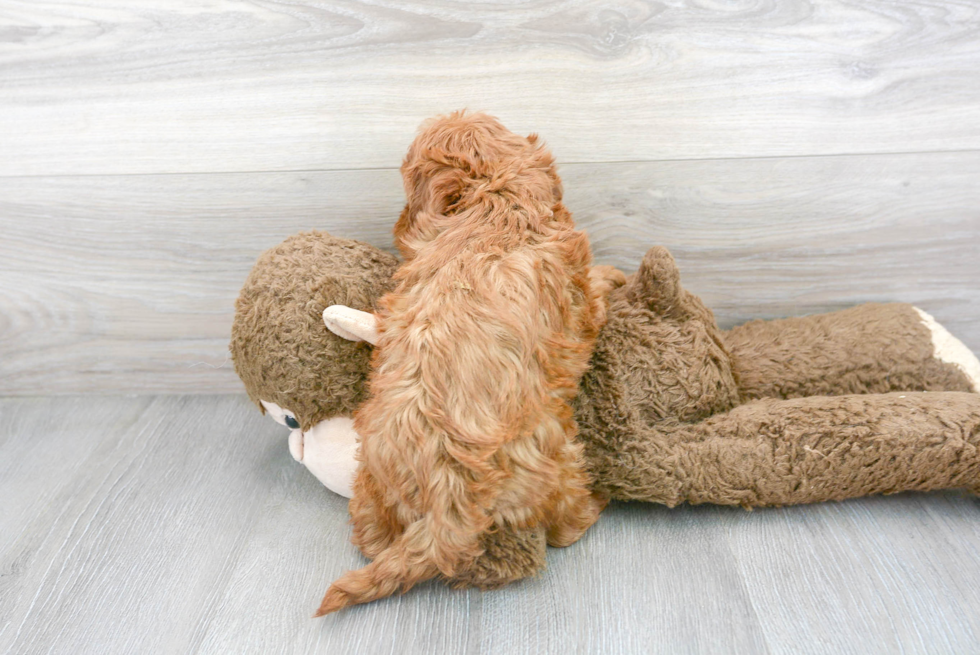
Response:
[[285, 415, 300, 430]]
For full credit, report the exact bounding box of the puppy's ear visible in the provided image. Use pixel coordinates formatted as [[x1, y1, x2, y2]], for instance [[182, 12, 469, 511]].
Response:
[[323, 305, 380, 345], [425, 153, 471, 215], [403, 148, 472, 214], [392, 204, 415, 260], [397, 148, 473, 260], [526, 133, 563, 203]]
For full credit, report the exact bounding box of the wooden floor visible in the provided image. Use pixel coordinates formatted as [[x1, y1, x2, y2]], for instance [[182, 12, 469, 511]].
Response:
[[1, 394, 979, 655]]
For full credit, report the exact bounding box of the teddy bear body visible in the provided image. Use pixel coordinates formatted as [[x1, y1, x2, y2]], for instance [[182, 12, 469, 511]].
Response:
[[232, 232, 980, 593], [575, 247, 980, 507]]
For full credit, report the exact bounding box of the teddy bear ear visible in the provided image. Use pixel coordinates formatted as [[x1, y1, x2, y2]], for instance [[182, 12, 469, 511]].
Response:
[[323, 305, 379, 345], [625, 246, 683, 315]]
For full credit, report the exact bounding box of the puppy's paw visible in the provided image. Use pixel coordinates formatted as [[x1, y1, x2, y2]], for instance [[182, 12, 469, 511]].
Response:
[[589, 265, 627, 298]]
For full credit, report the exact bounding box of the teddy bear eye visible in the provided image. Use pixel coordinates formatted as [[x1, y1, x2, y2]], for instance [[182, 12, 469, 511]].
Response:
[[285, 415, 300, 430]]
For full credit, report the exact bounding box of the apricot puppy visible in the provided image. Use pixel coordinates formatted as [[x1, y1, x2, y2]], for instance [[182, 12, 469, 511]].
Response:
[[316, 112, 608, 615]]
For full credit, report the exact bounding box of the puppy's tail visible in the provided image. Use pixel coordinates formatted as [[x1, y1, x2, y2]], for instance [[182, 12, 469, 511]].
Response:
[[314, 519, 456, 616]]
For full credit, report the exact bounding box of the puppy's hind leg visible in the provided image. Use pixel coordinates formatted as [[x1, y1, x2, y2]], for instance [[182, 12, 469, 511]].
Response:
[[348, 467, 404, 560], [545, 440, 608, 548]]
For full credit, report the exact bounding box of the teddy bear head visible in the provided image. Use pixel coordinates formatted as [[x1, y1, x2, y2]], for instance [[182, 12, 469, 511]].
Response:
[[231, 231, 399, 496]]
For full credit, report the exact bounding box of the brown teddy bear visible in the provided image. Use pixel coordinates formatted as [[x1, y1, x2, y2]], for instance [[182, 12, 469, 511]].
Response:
[[231, 231, 980, 587], [230, 232, 398, 496], [575, 245, 979, 506]]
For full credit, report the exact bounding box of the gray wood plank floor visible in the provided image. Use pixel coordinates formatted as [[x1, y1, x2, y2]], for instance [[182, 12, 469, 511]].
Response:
[[2, 395, 978, 655]]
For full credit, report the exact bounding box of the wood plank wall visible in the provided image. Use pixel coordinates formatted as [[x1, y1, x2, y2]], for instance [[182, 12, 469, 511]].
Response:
[[1, 1, 978, 395]]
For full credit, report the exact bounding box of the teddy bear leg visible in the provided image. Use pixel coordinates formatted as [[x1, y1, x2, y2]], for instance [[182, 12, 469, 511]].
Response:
[[671, 392, 980, 508], [348, 466, 405, 560], [725, 303, 979, 400], [914, 308, 980, 392], [449, 526, 547, 590]]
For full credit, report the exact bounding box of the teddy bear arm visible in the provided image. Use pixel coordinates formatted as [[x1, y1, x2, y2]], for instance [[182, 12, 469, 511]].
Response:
[[600, 392, 980, 507], [724, 303, 979, 401]]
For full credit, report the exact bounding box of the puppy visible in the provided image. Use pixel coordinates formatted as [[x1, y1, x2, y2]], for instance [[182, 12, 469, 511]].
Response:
[[316, 112, 608, 615]]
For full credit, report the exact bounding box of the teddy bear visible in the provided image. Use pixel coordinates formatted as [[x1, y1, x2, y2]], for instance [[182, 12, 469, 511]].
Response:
[[230, 232, 399, 496], [572, 245, 979, 506], [231, 230, 980, 586]]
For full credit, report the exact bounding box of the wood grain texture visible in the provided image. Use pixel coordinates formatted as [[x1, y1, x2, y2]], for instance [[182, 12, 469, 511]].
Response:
[[2, 151, 978, 396], [2, 0, 980, 175], [1, 394, 979, 654]]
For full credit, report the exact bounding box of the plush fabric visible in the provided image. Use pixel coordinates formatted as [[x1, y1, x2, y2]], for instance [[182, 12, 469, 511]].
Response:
[[230, 231, 398, 431], [726, 303, 973, 400], [574, 246, 980, 506]]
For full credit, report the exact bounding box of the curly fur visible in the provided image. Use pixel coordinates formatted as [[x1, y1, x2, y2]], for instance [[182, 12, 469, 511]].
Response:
[[316, 112, 607, 615], [230, 232, 398, 430]]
